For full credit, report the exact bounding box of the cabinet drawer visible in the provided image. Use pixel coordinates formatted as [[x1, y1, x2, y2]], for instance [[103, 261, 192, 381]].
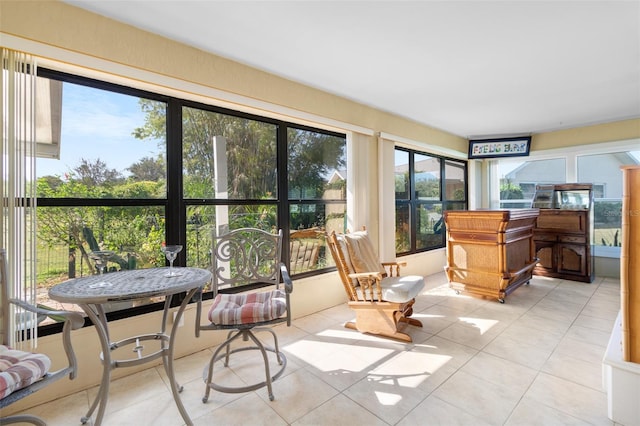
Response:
[[559, 235, 586, 244], [534, 233, 557, 242], [537, 210, 587, 232]]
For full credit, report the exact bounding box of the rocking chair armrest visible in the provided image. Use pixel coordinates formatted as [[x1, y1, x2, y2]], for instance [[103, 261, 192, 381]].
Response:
[[381, 261, 407, 267], [347, 272, 383, 301], [349, 272, 382, 279], [347, 271, 383, 280], [381, 261, 406, 277]]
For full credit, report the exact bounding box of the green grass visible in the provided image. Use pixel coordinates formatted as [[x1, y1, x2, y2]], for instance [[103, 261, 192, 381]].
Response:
[[595, 227, 622, 247], [36, 242, 93, 288]]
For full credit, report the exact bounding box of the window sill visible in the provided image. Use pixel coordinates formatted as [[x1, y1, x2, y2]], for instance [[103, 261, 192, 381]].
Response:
[[593, 245, 621, 259]]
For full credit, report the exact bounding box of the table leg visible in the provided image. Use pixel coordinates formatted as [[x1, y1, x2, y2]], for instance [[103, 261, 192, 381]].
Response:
[[164, 288, 199, 426], [80, 304, 112, 426], [77, 287, 199, 426]]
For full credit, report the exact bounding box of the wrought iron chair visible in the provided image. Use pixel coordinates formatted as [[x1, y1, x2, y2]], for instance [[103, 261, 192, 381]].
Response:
[[326, 228, 425, 342], [195, 228, 293, 402], [0, 249, 84, 425]]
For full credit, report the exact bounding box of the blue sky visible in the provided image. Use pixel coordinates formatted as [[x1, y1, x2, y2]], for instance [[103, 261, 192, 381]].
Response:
[[36, 82, 163, 178]]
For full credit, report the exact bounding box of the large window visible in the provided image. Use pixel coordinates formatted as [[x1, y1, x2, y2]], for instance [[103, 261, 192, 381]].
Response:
[[34, 69, 346, 329], [497, 158, 567, 208], [394, 148, 467, 254], [577, 152, 639, 252], [493, 150, 640, 254], [36, 71, 170, 322], [288, 127, 346, 273]]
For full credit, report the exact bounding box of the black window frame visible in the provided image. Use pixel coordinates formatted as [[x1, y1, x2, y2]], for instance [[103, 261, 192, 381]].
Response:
[[36, 68, 346, 335], [395, 147, 468, 255]]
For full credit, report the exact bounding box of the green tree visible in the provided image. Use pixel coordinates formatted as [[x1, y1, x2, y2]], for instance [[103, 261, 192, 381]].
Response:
[[395, 172, 409, 197], [287, 128, 345, 198], [415, 179, 440, 199], [133, 102, 279, 199], [128, 156, 165, 182], [133, 101, 345, 204], [74, 158, 123, 187], [500, 180, 523, 199]]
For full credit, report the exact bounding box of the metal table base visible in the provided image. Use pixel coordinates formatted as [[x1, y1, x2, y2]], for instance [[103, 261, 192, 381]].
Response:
[[49, 267, 212, 426]]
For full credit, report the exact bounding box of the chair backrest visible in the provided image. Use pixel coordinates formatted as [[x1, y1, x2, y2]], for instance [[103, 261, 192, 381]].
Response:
[[289, 228, 322, 274], [210, 228, 283, 295], [325, 229, 387, 301], [326, 231, 358, 301]]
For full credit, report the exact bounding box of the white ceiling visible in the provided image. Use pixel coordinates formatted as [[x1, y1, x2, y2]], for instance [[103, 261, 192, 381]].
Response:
[[65, 0, 640, 139]]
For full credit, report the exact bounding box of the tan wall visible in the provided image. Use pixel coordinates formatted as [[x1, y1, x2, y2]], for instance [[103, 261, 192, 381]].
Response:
[[531, 119, 640, 151]]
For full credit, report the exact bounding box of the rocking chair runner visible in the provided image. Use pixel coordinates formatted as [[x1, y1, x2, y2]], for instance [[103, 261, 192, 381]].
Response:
[[325, 228, 425, 342]]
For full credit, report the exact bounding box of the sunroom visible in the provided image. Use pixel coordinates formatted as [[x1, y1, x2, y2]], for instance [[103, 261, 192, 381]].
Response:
[[1, 1, 639, 425]]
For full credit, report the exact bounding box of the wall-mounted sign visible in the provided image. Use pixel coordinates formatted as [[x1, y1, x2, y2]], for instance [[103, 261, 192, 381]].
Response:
[[468, 136, 531, 159]]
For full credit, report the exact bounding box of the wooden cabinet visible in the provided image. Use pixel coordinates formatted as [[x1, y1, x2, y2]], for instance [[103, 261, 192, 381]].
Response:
[[557, 243, 588, 276], [444, 209, 539, 303], [533, 184, 594, 283], [533, 210, 593, 282], [621, 166, 640, 363]]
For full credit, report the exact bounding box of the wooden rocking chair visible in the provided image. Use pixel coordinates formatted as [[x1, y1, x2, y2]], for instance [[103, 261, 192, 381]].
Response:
[[325, 228, 425, 342]]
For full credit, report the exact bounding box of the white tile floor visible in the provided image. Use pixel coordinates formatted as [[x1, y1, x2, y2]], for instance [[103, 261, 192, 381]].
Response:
[[18, 272, 623, 425]]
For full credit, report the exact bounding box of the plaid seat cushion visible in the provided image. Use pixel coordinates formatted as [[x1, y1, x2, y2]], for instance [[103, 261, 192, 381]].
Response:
[[208, 290, 287, 325], [0, 344, 51, 400]]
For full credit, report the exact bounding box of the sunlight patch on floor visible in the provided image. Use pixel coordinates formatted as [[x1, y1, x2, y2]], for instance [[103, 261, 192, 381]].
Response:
[[371, 351, 450, 388], [459, 316, 499, 334], [316, 328, 368, 340], [283, 339, 395, 373], [373, 391, 403, 406]]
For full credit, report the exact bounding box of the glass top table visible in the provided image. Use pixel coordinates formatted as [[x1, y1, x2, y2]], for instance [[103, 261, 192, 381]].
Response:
[[49, 267, 212, 426]]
